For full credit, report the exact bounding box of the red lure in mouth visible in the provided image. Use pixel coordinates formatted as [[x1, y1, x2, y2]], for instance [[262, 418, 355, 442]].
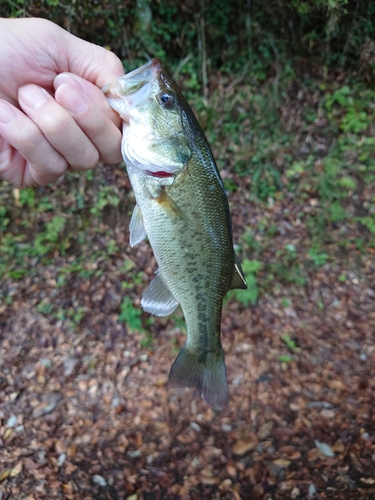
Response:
[[147, 170, 175, 178]]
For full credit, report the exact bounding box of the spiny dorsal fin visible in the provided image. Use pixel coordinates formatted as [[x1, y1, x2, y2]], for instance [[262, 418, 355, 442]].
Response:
[[229, 253, 247, 290]]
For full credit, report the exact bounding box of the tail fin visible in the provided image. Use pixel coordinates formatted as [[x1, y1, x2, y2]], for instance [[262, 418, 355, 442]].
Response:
[[169, 345, 229, 409]]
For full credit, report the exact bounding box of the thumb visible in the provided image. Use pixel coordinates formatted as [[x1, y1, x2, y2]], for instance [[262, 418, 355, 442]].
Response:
[[57, 27, 125, 88]]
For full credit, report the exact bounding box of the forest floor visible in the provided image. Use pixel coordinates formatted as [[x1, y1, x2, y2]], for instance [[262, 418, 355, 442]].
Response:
[[0, 67, 375, 500]]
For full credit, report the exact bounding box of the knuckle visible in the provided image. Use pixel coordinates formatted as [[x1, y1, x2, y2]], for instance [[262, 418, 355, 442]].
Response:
[[70, 147, 99, 171], [102, 149, 122, 165], [41, 113, 71, 138], [51, 158, 68, 177], [15, 122, 43, 150], [29, 155, 67, 180]]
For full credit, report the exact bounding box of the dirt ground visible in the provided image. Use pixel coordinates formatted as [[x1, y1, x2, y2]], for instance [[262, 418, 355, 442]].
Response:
[[1, 155, 375, 500]]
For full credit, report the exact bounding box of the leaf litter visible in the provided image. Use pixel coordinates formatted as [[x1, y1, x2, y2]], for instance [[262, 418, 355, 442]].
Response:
[[0, 71, 375, 500]]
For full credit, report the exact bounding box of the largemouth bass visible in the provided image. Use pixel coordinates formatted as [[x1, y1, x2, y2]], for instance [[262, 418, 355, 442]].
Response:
[[105, 59, 247, 409]]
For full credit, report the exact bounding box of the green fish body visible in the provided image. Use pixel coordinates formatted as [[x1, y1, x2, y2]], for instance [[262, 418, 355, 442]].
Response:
[[105, 59, 246, 408]]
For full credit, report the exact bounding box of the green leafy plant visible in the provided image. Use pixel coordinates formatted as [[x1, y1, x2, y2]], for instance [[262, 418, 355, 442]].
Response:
[[118, 297, 144, 333], [90, 187, 120, 217], [0, 206, 9, 232], [281, 297, 292, 308], [18, 188, 36, 208], [230, 259, 262, 307], [308, 248, 329, 266], [37, 299, 54, 315], [66, 306, 86, 328], [277, 354, 293, 363], [267, 245, 306, 287], [33, 215, 67, 255], [281, 333, 297, 351], [355, 215, 375, 234]]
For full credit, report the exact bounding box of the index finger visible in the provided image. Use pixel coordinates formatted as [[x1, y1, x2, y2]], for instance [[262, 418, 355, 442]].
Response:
[[54, 74, 123, 164], [54, 73, 122, 128]]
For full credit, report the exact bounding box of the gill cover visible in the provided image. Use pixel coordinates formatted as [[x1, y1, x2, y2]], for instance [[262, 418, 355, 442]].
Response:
[[104, 59, 191, 177]]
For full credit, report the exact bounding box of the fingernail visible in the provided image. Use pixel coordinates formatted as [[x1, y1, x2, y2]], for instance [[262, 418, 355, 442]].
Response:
[[19, 85, 50, 109], [0, 100, 17, 124], [57, 84, 88, 114]]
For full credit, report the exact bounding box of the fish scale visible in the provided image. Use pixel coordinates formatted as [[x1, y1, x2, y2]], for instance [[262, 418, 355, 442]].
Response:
[[105, 58, 247, 408]]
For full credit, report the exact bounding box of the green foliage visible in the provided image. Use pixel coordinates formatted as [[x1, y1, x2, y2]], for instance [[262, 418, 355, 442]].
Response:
[[281, 333, 297, 351], [68, 304, 84, 325], [37, 299, 54, 315], [241, 230, 262, 254], [229, 259, 261, 307], [90, 187, 120, 217], [340, 109, 369, 133], [0, 166, 128, 281], [83, 355, 97, 372], [1, 0, 375, 346], [284, 80, 375, 248], [57, 258, 99, 283], [325, 84, 373, 133], [118, 297, 143, 333], [40, 298, 86, 330], [355, 216, 375, 234], [267, 245, 306, 286], [37, 298, 86, 330], [338, 177, 356, 191], [139, 329, 154, 349], [18, 188, 36, 208], [286, 161, 305, 181], [277, 354, 293, 363], [0, 213, 68, 280], [29, 215, 67, 256], [2, 0, 375, 84], [17, 188, 54, 213], [0, 206, 10, 232], [42, 215, 66, 243], [308, 248, 329, 266], [205, 85, 288, 200]]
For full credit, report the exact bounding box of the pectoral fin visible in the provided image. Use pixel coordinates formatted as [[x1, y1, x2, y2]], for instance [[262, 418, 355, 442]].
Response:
[[129, 204, 147, 247], [141, 270, 179, 316], [156, 189, 194, 230], [229, 253, 247, 290]]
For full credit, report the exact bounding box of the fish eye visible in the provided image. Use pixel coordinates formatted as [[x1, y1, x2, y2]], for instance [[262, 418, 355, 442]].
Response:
[[158, 91, 175, 108]]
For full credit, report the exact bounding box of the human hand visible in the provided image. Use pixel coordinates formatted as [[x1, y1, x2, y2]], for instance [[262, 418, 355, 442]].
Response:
[[0, 17, 124, 188]]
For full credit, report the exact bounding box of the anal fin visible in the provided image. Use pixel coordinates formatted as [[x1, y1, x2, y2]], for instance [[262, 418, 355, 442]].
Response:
[[141, 270, 179, 316]]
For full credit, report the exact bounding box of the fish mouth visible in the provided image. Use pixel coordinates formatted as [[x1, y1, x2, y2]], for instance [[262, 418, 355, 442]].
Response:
[[103, 58, 162, 120], [102, 59, 161, 97], [115, 58, 162, 95]]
